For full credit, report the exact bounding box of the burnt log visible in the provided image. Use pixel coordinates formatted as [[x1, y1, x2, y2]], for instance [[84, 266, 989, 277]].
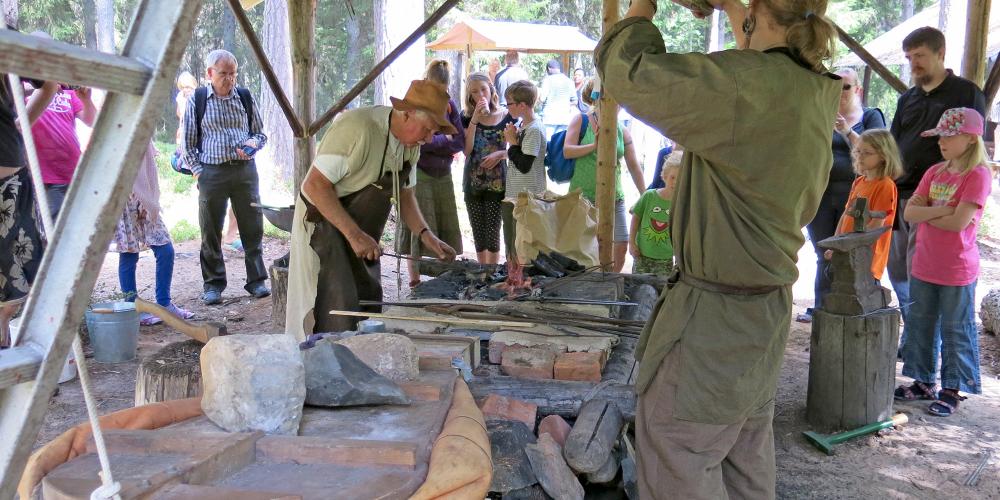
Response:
[[469, 376, 635, 421]]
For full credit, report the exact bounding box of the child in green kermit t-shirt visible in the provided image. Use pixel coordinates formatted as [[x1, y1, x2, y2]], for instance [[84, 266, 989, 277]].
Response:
[[629, 154, 679, 275]]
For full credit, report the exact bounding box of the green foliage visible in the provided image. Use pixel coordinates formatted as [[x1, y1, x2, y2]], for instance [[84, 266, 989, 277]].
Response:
[[153, 141, 196, 194], [264, 220, 289, 240], [979, 194, 1000, 240], [169, 219, 200, 242]]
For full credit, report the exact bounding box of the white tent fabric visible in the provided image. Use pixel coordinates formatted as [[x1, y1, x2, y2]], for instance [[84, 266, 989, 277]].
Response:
[[836, 1, 1000, 69], [427, 19, 597, 54]]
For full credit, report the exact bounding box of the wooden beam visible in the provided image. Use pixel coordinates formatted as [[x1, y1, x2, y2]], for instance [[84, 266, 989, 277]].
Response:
[[833, 23, 907, 94], [984, 54, 1000, 105], [0, 29, 151, 95], [0, 346, 42, 391], [224, 0, 304, 137], [962, 0, 991, 86], [289, 0, 317, 192], [596, 0, 620, 271], [862, 65, 872, 107], [307, 0, 462, 137]]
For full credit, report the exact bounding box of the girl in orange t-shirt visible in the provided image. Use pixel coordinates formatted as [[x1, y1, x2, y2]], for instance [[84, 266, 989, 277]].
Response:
[[824, 129, 903, 280]]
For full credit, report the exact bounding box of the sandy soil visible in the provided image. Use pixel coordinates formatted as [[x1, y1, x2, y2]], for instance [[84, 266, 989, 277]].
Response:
[[29, 229, 1000, 499]]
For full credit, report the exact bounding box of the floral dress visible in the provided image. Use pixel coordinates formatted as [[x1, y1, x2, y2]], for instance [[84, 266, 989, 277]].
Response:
[[0, 168, 45, 306]]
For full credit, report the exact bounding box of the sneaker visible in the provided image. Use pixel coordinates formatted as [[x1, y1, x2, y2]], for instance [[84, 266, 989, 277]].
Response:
[[139, 312, 163, 326], [250, 283, 271, 299], [166, 304, 195, 320], [227, 239, 244, 252], [795, 312, 812, 324], [202, 290, 223, 305]]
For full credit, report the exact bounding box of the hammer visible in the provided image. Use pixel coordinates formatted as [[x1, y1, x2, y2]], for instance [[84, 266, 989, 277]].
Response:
[[803, 413, 908, 455], [134, 298, 226, 344]]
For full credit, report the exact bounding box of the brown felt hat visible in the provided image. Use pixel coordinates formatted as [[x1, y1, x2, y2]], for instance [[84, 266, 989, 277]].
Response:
[[390, 80, 458, 135]]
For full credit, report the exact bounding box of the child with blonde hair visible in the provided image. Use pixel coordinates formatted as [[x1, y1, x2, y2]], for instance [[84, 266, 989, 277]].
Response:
[[823, 129, 902, 283], [895, 108, 993, 417], [629, 151, 680, 275]]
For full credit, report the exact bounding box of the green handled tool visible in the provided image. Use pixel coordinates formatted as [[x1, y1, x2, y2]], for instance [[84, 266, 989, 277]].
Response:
[[803, 413, 908, 455]]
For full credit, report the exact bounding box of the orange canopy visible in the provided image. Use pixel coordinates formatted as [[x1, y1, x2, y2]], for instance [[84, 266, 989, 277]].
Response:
[[428, 19, 597, 54]]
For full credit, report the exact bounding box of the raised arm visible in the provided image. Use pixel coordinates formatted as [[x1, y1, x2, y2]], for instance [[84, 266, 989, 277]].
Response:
[[24, 81, 58, 125]]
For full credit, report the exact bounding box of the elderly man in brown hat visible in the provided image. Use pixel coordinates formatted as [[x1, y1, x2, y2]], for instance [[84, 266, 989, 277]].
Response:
[[285, 80, 458, 339]]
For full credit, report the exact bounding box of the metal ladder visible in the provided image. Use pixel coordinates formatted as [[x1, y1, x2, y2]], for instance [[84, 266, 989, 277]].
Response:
[[0, 1, 202, 497]]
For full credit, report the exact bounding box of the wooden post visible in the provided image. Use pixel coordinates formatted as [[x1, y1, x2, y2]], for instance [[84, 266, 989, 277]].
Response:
[[596, 0, 620, 271], [289, 0, 317, 193], [561, 52, 571, 75], [134, 340, 203, 406], [984, 54, 1000, 106], [833, 22, 908, 94], [962, 0, 991, 86], [862, 66, 872, 107]]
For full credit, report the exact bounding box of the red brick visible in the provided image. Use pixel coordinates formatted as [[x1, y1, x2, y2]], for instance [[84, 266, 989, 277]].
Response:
[[480, 394, 537, 430], [488, 339, 567, 364], [537, 415, 572, 447], [501, 347, 555, 380], [553, 351, 604, 382]]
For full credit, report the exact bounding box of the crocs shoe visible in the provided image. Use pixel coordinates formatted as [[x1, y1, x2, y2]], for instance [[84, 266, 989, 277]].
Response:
[[166, 304, 195, 320], [227, 239, 244, 252], [139, 312, 163, 326]]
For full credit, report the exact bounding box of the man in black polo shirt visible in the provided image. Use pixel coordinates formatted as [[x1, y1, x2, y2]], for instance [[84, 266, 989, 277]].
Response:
[[183, 49, 270, 305], [889, 27, 986, 326]]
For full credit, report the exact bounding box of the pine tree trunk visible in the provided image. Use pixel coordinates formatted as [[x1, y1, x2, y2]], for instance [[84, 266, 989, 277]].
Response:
[[2, 0, 17, 28], [374, 0, 427, 106], [95, 0, 115, 52], [345, 12, 361, 109], [899, 0, 915, 86], [222, 7, 237, 53], [81, 0, 98, 49], [258, 0, 295, 189]]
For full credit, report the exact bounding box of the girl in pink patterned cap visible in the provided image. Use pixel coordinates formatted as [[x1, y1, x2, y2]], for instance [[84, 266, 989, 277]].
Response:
[[895, 107, 992, 416]]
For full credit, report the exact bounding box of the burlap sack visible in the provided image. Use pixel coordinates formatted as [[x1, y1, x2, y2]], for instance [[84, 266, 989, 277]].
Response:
[[511, 190, 599, 268]]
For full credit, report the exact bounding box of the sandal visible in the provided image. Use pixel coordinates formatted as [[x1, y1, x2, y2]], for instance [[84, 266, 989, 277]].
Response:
[[928, 389, 966, 417], [894, 381, 936, 401]]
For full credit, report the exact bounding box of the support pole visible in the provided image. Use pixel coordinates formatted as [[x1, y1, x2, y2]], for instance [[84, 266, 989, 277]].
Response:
[[862, 66, 872, 107], [224, 0, 304, 137], [289, 0, 317, 193], [962, 0, 991, 86], [984, 53, 1000, 106], [834, 22, 907, 94], [308, 0, 461, 136], [596, 0, 619, 271]]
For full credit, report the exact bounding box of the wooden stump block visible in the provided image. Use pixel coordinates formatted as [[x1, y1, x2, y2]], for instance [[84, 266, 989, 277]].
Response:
[[806, 308, 900, 432], [270, 265, 288, 330], [563, 399, 624, 474], [134, 339, 203, 407]]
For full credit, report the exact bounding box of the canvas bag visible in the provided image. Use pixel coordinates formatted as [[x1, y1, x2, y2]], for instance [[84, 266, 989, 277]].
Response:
[[511, 190, 599, 267]]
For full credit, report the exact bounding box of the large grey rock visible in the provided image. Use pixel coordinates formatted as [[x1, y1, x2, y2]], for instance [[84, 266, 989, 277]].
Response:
[[303, 340, 410, 407], [200, 334, 305, 435], [335, 333, 419, 381]]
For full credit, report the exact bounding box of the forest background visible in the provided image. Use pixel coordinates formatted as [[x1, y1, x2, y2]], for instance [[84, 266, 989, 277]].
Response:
[[3, 0, 956, 244]]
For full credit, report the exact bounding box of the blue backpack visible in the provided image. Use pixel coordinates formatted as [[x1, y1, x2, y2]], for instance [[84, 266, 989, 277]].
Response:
[[545, 114, 589, 183]]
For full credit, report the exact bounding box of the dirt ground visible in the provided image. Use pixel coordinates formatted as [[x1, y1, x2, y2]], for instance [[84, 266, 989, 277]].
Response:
[[31, 232, 1000, 499]]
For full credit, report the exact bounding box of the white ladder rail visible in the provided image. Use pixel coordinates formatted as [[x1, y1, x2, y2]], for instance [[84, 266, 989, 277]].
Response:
[[0, 0, 203, 496]]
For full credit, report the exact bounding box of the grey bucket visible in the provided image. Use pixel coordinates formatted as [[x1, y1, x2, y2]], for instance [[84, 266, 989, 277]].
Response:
[[84, 302, 139, 363]]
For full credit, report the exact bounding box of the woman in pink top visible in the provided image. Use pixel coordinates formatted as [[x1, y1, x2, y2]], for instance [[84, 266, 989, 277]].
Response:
[[895, 108, 992, 417]]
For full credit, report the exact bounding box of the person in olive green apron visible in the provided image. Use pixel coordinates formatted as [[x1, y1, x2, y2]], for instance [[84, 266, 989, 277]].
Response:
[[286, 80, 458, 340], [596, 1, 842, 498]]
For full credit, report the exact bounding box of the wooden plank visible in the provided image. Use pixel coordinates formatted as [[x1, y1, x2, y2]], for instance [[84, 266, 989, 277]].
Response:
[[469, 375, 635, 421], [833, 22, 907, 94], [962, 0, 991, 86], [331, 309, 536, 329], [288, 0, 317, 191], [307, 0, 462, 136], [806, 310, 844, 431], [153, 484, 302, 500], [0, 1, 203, 495], [0, 29, 151, 95], [256, 436, 418, 469], [0, 345, 42, 390], [224, 0, 304, 137]]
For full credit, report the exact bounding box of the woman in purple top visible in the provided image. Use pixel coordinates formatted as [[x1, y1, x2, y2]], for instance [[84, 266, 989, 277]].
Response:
[[395, 60, 466, 287]]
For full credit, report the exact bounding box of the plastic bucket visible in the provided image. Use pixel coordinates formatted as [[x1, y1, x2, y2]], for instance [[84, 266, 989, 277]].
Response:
[[84, 302, 139, 363]]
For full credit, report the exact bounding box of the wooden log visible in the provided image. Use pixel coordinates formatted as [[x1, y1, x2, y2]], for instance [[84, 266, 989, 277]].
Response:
[[469, 376, 635, 421], [602, 337, 637, 385], [134, 340, 203, 407], [806, 309, 900, 432], [224, 0, 304, 137], [270, 265, 288, 331], [289, 0, 317, 191], [596, 0, 620, 270], [962, 0, 991, 86], [833, 22, 907, 94], [586, 450, 620, 484], [563, 398, 624, 474]]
